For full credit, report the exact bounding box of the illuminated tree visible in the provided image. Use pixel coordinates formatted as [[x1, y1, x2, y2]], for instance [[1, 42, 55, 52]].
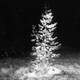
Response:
[[31, 9, 61, 65], [14, 8, 62, 80], [30, 8, 61, 78]]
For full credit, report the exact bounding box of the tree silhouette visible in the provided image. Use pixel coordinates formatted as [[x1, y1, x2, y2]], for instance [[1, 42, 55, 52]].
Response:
[[14, 8, 61, 80], [30, 8, 61, 77], [31, 9, 61, 65]]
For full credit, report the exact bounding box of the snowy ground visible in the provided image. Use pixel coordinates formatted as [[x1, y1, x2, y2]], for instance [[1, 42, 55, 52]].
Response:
[[0, 56, 80, 80], [0, 47, 80, 80]]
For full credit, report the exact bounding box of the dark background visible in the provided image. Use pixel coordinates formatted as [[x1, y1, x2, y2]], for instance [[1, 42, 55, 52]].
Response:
[[0, 0, 80, 60]]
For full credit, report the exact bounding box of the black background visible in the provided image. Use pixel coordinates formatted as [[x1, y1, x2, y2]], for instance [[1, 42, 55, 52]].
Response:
[[0, 0, 80, 60]]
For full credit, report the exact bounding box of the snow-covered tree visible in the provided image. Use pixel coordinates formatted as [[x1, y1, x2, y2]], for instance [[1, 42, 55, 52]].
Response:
[[14, 8, 62, 80], [29, 8, 61, 78], [31, 9, 61, 65]]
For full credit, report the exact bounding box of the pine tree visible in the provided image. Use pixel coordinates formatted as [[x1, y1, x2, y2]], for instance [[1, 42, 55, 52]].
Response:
[[14, 8, 62, 80], [31, 9, 61, 65], [30, 8, 61, 77]]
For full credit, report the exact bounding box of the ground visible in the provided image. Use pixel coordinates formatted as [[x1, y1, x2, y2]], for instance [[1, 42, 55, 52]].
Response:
[[0, 50, 80, 80]]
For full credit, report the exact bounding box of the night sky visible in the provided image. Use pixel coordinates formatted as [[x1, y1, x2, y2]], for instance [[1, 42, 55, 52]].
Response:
[[0, 0, 80, 60]]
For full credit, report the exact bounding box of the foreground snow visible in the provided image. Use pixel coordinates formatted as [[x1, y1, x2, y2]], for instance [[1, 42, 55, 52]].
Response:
[[1, 59, 80, 80], [14, 63, 61, 80], [14, 62, 80, 80]]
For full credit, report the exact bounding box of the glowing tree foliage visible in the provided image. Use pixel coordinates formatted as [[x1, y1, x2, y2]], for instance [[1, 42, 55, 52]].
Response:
[[14, 8, 61, 80], [30, 9, 61, 78], [31, 9, 61, 65]]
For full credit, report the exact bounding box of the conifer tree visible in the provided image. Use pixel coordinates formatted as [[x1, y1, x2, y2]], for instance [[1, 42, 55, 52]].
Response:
[[31, 9, 61, 65], [30, 8, 61, 77], [14, 8, 62, 80]]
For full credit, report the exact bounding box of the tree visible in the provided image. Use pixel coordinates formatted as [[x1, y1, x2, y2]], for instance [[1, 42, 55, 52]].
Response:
[[30, 8, 61, 77], [31, 9, 61, 65], [14, 8, 62, 80]]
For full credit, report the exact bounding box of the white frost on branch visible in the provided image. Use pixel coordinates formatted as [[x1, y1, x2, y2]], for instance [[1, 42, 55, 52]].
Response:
[[14, 8, 62, 80]]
